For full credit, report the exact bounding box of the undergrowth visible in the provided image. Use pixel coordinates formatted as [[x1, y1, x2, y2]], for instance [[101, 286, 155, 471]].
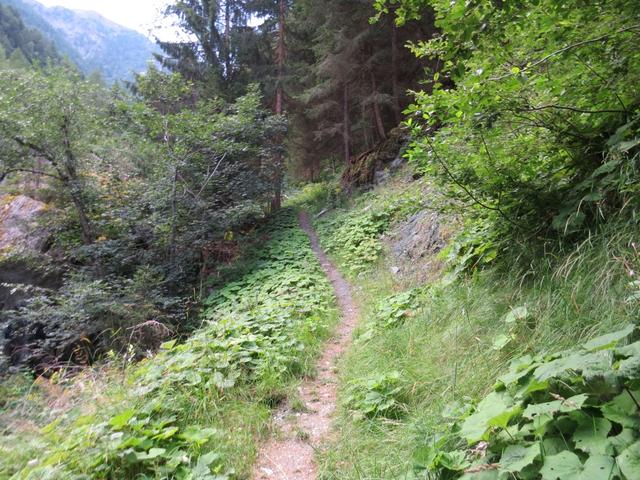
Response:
[[314, 179, 640, 479], [0, 208, 336, 479], [315, 180, 425, 275]]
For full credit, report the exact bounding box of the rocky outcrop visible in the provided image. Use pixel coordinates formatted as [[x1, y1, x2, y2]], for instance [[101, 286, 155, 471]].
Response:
[[384, 210, 451, 283], [0, 193, 58, 309], [0, 194, 62, 373], [342, 127, 410, 190], [0, 194, 49, 253]]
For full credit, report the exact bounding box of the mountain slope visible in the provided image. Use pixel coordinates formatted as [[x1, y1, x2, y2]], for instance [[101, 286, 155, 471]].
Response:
[[0, 0, 158, 82], [0, 4, 59, 65]]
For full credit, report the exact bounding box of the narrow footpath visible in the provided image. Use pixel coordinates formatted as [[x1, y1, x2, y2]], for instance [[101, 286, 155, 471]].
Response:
[[252, 212, 360, 480]]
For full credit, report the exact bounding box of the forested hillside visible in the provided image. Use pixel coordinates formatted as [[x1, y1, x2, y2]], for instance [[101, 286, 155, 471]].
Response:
[[1, 0, 639, 479], [0, 0, 158, 83], [0, 4, 58, 66]]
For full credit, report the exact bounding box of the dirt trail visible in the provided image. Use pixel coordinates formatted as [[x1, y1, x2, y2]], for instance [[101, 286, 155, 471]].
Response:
[[252, 212, 359, 480]]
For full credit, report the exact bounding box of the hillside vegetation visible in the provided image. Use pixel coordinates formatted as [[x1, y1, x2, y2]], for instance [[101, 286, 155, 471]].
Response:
[[309, 177, 639, 479], [1, 0, 640, 479], [0, 4, 58, 66], [1, 0, 158, 83], [1, 206, 337, 478]]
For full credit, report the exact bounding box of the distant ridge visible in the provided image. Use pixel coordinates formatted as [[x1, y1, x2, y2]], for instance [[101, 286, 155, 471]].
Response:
[[0, 0, 158, 83]]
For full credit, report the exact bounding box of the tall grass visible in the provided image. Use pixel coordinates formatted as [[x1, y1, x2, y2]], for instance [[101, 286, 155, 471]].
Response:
[[317, 209, 639, 478]]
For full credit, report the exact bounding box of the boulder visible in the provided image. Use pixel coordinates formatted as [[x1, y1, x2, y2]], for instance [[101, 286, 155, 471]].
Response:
[[0, 195, 62, 373], [384, 210, 449, 283], [0, 194, 49, 253], [342, 127, 410, 190]]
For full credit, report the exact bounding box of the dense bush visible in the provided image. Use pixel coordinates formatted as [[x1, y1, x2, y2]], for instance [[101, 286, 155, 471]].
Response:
[[3, 268, 183, 373], [375, 0, 640, 253], [0, 63, 284, 372]]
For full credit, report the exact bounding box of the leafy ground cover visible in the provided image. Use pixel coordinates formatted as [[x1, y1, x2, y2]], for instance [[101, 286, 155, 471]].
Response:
[[313, 178, 640, 479], [314, 178, 425, 275], [0, 208, 337, 479]]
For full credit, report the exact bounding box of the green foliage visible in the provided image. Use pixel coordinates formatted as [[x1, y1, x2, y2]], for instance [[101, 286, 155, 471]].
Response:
[[0, 4, 59, 66], [288, 180, 345, 213], [313, 176, 640, 479], [379, 0, 640, 243], [146, 209, 334, 391], [0, 64, 284, 371], [316, 187, 423, 274], [373, 288, 423, 330], [440, 218, 500, 275], [4, 269, 183, 371], [356, 287, 426, 345], [1, 208, 336, 479], [414, 325, 640, 479], [345, 371, 407, 420]]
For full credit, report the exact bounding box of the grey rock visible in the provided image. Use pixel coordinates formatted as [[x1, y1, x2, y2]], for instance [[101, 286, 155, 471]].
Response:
[[384, 210, 448, 282]]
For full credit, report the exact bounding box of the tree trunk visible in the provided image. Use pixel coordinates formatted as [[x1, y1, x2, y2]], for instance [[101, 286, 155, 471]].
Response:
[[362, 100, 372, 150], [271, 0, 287, 211], [275, 0, 286, 116], [224, 0, 231, 79], [370, 70, 387, 141], [391, 18, 402, 124], [68, 184, 95, 245], [342, 82, 351, 165], [169, 165, 178, 264], [62, 116, 94, 245]]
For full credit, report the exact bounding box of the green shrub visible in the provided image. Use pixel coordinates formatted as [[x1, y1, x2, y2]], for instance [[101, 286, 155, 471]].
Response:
[[1, 208, 337, 479], [413, 325, 640, 479], [316, 187, 424, 274], [345, 371, 407, 420]]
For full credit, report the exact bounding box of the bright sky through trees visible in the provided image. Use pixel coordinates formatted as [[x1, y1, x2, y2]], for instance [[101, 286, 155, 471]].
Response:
[[37, 0, 176, 39]]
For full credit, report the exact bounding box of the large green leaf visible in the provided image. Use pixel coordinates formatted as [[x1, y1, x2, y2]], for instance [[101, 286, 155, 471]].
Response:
[[573, 417, 613, 456], [497, 355, 538, 387], [579, 455, 618, 480], [540, 451, 583, 479], [459, 468, 500, 480], [523, 394, 588, 420], [540, 452, 616, 480], [460, 392, 520, 443], [610, 428, 637, 454], [439, 450, 470, 471], [498, 444, 540, 473], [109, 410, 135, 430], [582, 325, 636, 351], [617, 441, 640, 480], [135, 447, 166, 461], [602, 391, 640, 428], [534, 351, 614, 382]]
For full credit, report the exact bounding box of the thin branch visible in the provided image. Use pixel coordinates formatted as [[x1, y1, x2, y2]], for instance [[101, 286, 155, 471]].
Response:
[[424, 135, 525, 229], [524, 104, 627, 115], [491, 24, 640, 81], [12, 137, 56, 164], [0, 168, 61, 182], [570, 52, 628, 113], [196, 153, 227, 197]]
